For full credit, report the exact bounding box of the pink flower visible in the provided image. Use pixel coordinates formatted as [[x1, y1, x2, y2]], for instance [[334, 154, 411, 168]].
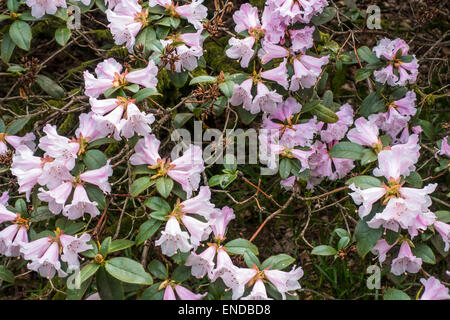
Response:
[[233, 3, 260, 33], [174, 285, 207, 300], [79, 161, 114, 194], [250, 82, 283, 114], [24, 241, 67, 279], [260, 59, 289, 90], [290, 55, 329, 90], [226, 37, 255, 68], [59, 233, 93, 268], [392, 91, 417, 117], [0, 203, 19, 223], [84, 58, 158, 98], [373, 38, 418, 86], [180, 215, 211, 248], [434, 221, 450, 252], [210, 206, 235, 241], [261, 2, 286, 44], [347, 117, 380, 147], [258, 41, 289, 64], [168, 145, 204, 197], [241, 279, 272, 300], [178, 186, 216, 220], [0, 191, 8, 206], [129, 134, 161, 166], [319, 103, 354, 144], [155, 217, 193, 256], [106, 0, 146, 52], [348, 183, 386, 218], [229, 78, 253, 109], [420, 277, 450, 300], [373, 147, 417, 181], [38, 181, 73, 215], [175, 0, 208, 30], [161, 40, 203, 72], [75, 112, 111, 143], [390, 241, 422, 276], [272, 0, 328, 24], [371, 239, 396, 264], [439, 136, 450, 157], [63, 184, 100, 220], [185, 245, 216, 278], [163, 285, 177, 300], [26, 0, 67, 19], [0, 132, 35, 156], [116, 103, 155, 139], [39, 124, 79, 170], [264, 265, 303, 299], [179, 29, 204, 48], [0, 224, 28, 257], [280, 176, 296, 190], [289, 26, 315, 53], [130, 135, 204, 197]]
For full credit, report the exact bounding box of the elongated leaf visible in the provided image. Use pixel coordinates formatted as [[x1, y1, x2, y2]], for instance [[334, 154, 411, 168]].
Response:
[[330, 141, 365, 160], [1, 33, 15, 63], [9, 20, 32, 51], [261, 254, 295, 270], [136, 219, 162, 245], [36, 75, 65, 99], [55, 27, 71, 46], [224, 238, 259, 256], [108, 239, 135, 254], [96, 266, 124, 300], [311, 245, 337, 256], [346, 175, 382, 189], [105, 257, 153, 285], [6, 117, 30, 135]]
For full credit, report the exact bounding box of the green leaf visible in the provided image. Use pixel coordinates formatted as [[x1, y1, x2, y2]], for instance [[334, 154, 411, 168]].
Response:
[[0, 15, 10, 23], [55, 27, 71, 46], [412, 243, 435, 264], [329, 141, 365, 160], [6, 117, 30, 135], [311, 7, 337, 25], [141, 283, 165, 300], [261, 254, 295, 270], [172, 266, 191, 283], [243, 251, 261, 269], [219, 81, 235, 98], [357, 46, 379, 64], [355, 68, 373, 82], [311, 245, 337, 256], [279, 158, 292, 180], [0, 265, 14, 283], [87, 137, 116, 149], [130, 177, 156, 197], [190, 76, 217, 85], [132, 87, 159, 102], [36, 74, 65, 99], [99, 237, 112, 257], [224, 238, 259, 256], [360, 149, 378, 165], [1, 33, 16, 63], [346, 175, 382, 189], [223, 154, 237, 172], [155, 177, 173, 198], [108, 239, 135, 254], [148, 259, 168, 279], [168, 71, 188, 88], [236, 105, 258, 125], [105, 257, 153, 285], [136, 219, 162, 245], [144, 196, 171, 220], [96, 266, 124, 300], [337, 237, 350, 250], [405, 171, 422, 188], [83, 150, 107, 170], [355, 219, 383, 257], [80, 263, 100, 284], [135, 27, 156, 55], [85, 184, 106, 210], [9, 20, 32, 51], [311, 104, 339, 123], [360, 92, 385, 117], [383, 289, 411, 300], [7, 0, 18, 12], [174, 113, 194, 129], [417, 120, 435, 140], [435, 211, 450, 223]]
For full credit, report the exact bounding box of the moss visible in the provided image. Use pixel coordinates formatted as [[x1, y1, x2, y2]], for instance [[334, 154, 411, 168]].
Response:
[[58, 113, 77, 136], [249, 0, 266, 10], [86, 29, 113, 42], [105, 141, 121, 158]]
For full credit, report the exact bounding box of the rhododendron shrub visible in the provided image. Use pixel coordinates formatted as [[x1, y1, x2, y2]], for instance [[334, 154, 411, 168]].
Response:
[[0, 0, 448, 301]]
